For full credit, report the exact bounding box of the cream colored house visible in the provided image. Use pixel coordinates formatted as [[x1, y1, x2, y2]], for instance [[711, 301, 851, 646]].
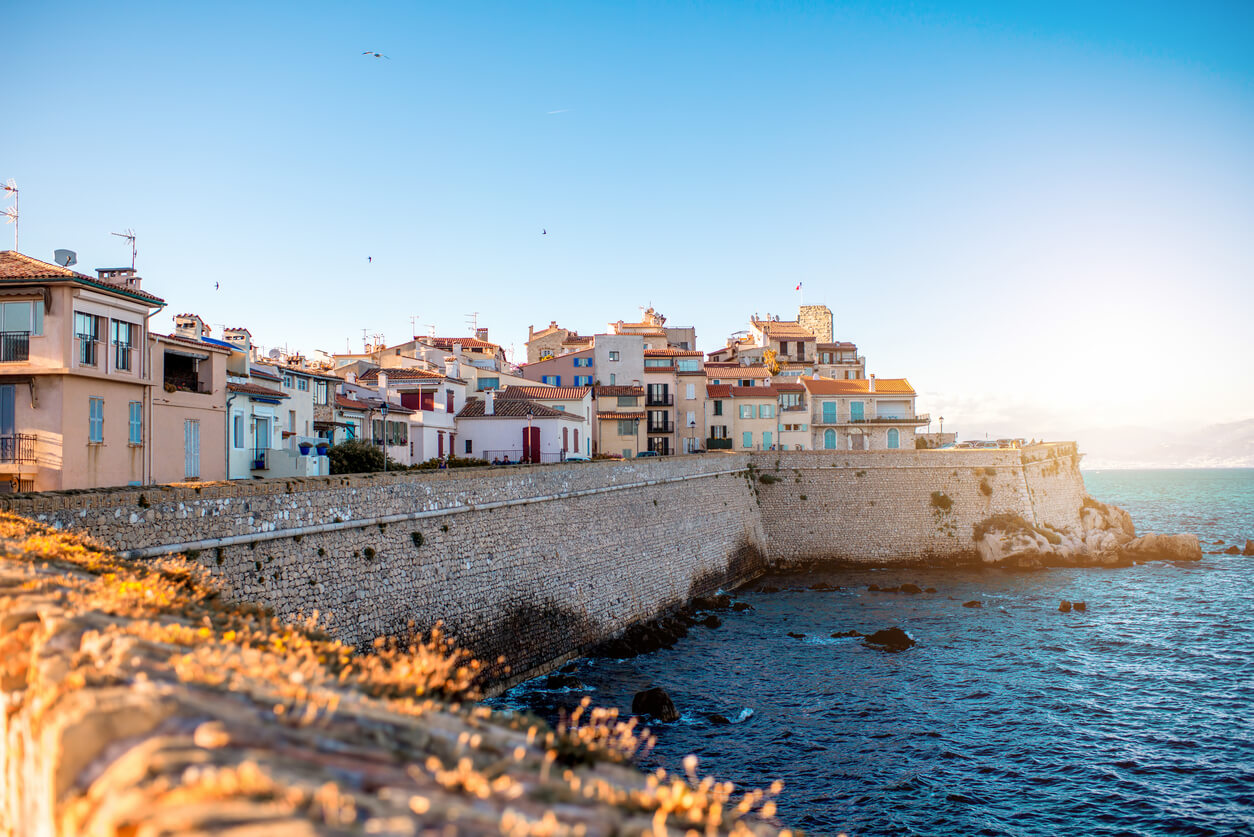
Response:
[[0, 252, 166, 492], [592, 385, 644, 458], [803, 375, 928, 450], [704, 384, 781, 452], [499, 385, 592, 458]]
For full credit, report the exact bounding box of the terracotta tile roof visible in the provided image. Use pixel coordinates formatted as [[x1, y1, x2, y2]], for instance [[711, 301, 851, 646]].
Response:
[[730, 385, 778, 398], [802, 376, 915, 395], [457, 398, 576, 419], [500, 385, 592, 400], [357, 367, 447, 382], [644, 348, 703, 357], [333, 393, 415, 414], [594, 385, 644, 397], [774, 381, 806, 392], [706, 384, 731, 398], [561, 335, 593, 345], [275, 363, 340, 381], [596, 411, 645, 420], [154, 332, 231, 353], [227, 382, 289, 399], [752, 318, 815, 339], [705, 365, 770, 379], [334, 394, 371, 412], [425, 337, 501, 351], [0, 251, 166, 305]]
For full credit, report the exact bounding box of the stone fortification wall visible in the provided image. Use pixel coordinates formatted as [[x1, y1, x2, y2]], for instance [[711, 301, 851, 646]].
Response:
[[0, 457, 766, 688], [751, 444, 1087, 565]]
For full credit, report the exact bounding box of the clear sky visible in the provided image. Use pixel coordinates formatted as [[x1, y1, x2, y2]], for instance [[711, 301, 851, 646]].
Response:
[[6, 1, 1252, 452]]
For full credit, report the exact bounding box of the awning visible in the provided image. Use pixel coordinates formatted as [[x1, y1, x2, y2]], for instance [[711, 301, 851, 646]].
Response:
[[163, 347, 210, 360]]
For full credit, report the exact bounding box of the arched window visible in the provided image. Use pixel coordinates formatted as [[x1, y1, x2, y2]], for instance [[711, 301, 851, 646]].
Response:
[[887, 428, 900, 449], [824, 429, 836, 450]]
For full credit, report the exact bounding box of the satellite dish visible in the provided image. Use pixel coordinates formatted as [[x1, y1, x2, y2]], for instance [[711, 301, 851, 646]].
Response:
[[267, 348, 281, 359], [54, 249, 77, 267]]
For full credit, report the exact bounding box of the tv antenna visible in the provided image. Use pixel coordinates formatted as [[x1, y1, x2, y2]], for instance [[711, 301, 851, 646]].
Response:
[[2, 180, 17, 251], [409, 314, 420, 338], [111, 228, 137, 269], [465, 311, 479, 333]]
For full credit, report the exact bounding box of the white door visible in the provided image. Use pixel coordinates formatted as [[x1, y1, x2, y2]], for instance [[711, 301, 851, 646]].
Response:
[[184, 419, 200, 478]]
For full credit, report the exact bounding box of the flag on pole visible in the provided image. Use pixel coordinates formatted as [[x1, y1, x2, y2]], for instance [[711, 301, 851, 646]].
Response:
[[795, 282, 802, 291]]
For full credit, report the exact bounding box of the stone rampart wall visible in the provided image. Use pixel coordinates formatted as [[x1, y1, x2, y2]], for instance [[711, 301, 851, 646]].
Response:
[[751, 444, 1088, 565]]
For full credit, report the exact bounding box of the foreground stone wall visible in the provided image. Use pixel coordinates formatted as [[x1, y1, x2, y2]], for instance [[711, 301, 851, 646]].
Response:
[[0, 457, 766, 689], [752, 444, 1087, 565]]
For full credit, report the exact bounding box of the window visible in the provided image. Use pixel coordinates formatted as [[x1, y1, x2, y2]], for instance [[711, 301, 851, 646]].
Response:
[[742, 431, 753, 449], [713, 401, 723, 416], [677, 359, 699, 372], [345, 419, 359, 440], [465, 439, 473, 454], [297, 378, 308, 391], [539, 349, 554, 360], [739, 404, 753, 419], [574, 357, 592, 367], [314, 380, 329, 404], [446, 390, 455, 413], [476, 377, 499, 391], [542, 375, 561, 386], [710, 425, 729, 439], [822, 401, 837, 423], [763, 431, 773, 448], [608, 351, 620, 361], [617, 419, 638, 436], [282, 374, 294, 388], [824, 428, 836, 449], [184, 419, 200, 478], [128, 401, 142, 445], [574, 375, 592, 386], [738, 379, 752, 387], [616, 395, 638, 407], [75, 313, 101, 366], [685, 383, 695, 400], [780, 392, 801, 408], [88, 397, 104, 443], [609, 373, 616, 385], [686, 411, 695, 428], [110, 321, 135, 371], [887, 428, 900, 449], [644, 358, 672, 368], [759, 404, 774, 419], [1, 301, 42, 335], [232, 413, 244, 448]]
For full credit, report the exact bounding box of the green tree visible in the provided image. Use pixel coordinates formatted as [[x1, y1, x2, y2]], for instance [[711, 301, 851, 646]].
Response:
[[328, 439, 385, 474]]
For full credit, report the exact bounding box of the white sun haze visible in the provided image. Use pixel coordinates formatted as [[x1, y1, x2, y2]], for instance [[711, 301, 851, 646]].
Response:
[[546, 108, 570, 114]]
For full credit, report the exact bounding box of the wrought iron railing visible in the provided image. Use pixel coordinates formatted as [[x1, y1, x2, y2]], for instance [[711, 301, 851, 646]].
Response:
[[0, 331, 29, 363], [706, 438, 733, 449], [645, 393, 674, 406], [77, 337, 102, 367], [0, 434, 37, 463], [647, 420, 675, 434]]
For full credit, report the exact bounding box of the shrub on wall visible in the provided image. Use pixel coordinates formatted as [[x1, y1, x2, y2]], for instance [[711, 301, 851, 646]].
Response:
[[328, 440, 385, 474]]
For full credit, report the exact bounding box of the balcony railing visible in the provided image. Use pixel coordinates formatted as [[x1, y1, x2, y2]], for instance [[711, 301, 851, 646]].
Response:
[[0, 434, 37, 464], [483, 449, 565, 464], [647, 420, 675, 434], [0, 331, 30, 363], [251, 449, 269, 471], [114, 343, 134, 372], [163, 373, 211, 394], [706, 438, 733, 450], [645, 393, 674, 406], [847, 413, 931, 425], [77, 337, 102, 368]]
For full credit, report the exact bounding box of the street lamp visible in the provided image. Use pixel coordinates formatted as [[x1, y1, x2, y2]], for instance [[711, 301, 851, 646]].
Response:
[[688, 418, 696, 453]]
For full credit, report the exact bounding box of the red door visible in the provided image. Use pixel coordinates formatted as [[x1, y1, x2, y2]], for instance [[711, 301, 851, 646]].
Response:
[[522, 426, 540, 463], [563, 427, 569, 453], [437, 431, 444, 458]]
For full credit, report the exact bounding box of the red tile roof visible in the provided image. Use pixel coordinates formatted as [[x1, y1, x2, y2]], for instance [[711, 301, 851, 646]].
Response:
[[706, 365, 770, 379], [457, 398, 577, 419], [500, 385, 592, 400], [357, 367, 447, 382], [774, 381, 806, 392], [335, 394, 371, 412], [594, 385, 645, 397], [227, 382, 289, 399], [751, 318, 815, 339], [730, 385, 778, 398], [644, 348, 703, 357], [802, 376, 915, 395], [706, 384, 731, 398], [250, 366, 282, 382], [425, 337, 501, 351], [0, 251, 166, 305]]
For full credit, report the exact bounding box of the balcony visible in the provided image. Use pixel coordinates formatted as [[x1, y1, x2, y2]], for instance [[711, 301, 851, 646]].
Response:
[[647, 420, 675, 434], [76, 337, 103, 368], [163, 372, 212, 394], [782, 403, 808, 412], [847, 413, 931, 425], [645, 392, 674, 406], [0, 332, 29, 363], [706, 438, 733, 450], [0, 434, 37, 464]]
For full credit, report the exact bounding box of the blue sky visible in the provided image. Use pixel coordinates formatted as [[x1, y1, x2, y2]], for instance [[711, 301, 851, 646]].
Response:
[[6, 1, 1252, 450]]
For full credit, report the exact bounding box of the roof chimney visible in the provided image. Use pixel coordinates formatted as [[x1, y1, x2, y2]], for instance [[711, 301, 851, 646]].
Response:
[[485, 390, 495, 416], [475, 327, 489, 342], [869, 374, 876, 392], [444, 355, 459, 379], [173, 313, 206, 341], [222, 327, 252, 358], [96, 267, 142, 291], [378, 371, 388, 390]]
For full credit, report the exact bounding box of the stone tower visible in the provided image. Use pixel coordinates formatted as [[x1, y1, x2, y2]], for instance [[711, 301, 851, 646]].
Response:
[[798, 304, 833, 343]]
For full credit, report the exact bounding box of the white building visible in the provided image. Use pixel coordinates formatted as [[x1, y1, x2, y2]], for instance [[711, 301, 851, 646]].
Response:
[[498, 385, 593, 458], [455, 391, 584, 463]]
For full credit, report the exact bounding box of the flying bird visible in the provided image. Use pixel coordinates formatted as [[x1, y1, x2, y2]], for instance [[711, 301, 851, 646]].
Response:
[[368, 256, 372, 263], [542, 229, 547, 235], [362, 51, 390, 59], [214, 281, 220, 290]]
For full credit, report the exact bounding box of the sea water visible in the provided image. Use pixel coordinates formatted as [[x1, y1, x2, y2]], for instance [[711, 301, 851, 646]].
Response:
[[495, 469, 1254, 836]]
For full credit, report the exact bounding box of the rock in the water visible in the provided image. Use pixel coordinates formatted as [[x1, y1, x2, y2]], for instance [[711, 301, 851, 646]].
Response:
[[868, 584, 880, 591], [1225, 545, 1240, 554], [864, 627, 916, 652], [1244, 540, 1254, 556], [731, 601, 754, 612], [925, 587, 937, 594], [1117, 533, 1203, 563], [545, 673, 582, 689], [787, 631, 806, 639], [559, 662, 578, 674], [1213, 540, 1225, 545], [1058, 600, 1072, 613], [699, 614, 722, 629], [879, 585, 900, 593], [831, 629, 864, 638], [1073, 601, 1086, 612], [899, 583, 923, 595], [694, 594, 732, 611], [632, 687, 679, 722], [706, 713, 731, 725], [963, 600, 982, 608]]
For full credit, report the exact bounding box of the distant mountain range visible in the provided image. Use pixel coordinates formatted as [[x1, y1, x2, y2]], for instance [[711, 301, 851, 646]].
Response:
[[1076, 418, 1254, 469]]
